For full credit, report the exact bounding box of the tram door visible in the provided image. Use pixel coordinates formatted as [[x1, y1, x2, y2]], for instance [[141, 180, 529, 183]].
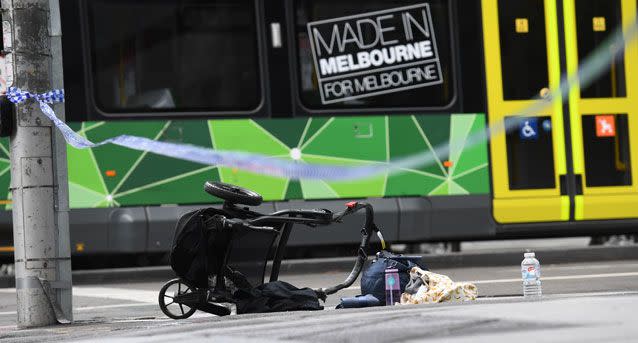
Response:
[[482, 0, 569, 223], [483, 0, 638, 223], [563, 0, 638, 220]]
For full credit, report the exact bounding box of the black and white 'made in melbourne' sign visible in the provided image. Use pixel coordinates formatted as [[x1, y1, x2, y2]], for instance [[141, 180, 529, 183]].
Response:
[[307, 3, 443, 104]]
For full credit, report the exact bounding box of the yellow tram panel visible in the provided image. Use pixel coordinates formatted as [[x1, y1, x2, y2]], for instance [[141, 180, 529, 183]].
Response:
[[563, 0, 638, 220]]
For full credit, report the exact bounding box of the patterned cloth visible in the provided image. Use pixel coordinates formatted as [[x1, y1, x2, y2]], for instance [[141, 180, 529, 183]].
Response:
[[400, 266, 477, 304]]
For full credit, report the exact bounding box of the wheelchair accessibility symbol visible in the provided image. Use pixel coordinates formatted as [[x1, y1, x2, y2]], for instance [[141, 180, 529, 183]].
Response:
[[519, 118, 538, 140]]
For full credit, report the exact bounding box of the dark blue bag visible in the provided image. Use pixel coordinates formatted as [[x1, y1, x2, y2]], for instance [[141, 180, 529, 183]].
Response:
[[336, 294, 380, 309], [360, 250, 427, 302]]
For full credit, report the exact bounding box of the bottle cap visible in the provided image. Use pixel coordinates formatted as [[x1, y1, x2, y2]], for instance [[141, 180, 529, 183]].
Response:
[[524, 252, 535, 258]]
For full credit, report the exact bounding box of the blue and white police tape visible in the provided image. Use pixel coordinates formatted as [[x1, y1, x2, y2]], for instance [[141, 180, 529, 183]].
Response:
[[7, 86, 391, 180], [6, 19, 638, 181]]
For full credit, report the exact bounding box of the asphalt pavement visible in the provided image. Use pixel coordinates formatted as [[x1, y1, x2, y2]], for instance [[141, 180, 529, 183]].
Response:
[[0, 258, 637, 342]]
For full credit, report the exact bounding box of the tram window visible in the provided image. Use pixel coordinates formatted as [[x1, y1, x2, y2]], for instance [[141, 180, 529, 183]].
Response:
[[575, 0, 626, 98], [582, 114, 632, 187], [88, 0, 261, 113], [505, 116, 556, 190], [294, 0, 454, 109], [497, 0, 549, 100]]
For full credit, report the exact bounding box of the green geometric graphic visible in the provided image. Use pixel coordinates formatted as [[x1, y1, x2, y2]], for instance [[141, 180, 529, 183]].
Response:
[[0, 139, 10, 211], [210, 120, 290, 200], [67, 125, 109, 207], [388, 116, 446, 178], [303, 117, 387, 162], [299, 179, 339, 199], [116, 120, 213, 193], [0, 113, 491, 208], [301, 154, 386, 199], [85, 121, 168, 193]]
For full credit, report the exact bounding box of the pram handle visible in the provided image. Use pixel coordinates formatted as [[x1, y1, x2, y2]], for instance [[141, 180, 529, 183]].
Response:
[[211, 216, 278, 234], [218, 201, 381, 300], [315, 201, 379, 298]]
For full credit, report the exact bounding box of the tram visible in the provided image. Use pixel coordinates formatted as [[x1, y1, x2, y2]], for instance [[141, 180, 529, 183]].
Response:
[[0, 0, 636, 255]]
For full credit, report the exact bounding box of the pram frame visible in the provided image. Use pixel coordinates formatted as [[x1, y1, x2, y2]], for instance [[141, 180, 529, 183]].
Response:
[[158, 182, 382, 319]]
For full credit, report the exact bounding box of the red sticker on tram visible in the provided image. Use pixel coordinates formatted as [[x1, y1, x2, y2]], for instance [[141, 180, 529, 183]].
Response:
[[596, 115, 615, 137]]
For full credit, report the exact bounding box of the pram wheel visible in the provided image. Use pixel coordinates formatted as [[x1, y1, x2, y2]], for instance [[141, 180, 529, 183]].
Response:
[[204, 181, 263, 206], [158, 278, 198, 319]]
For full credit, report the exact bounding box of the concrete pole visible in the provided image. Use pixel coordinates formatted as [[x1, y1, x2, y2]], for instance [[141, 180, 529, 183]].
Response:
[[3, 0, 72, 328]]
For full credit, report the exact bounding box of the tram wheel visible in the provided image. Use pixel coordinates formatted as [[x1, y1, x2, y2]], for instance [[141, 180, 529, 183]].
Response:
[[158, 278, 197, 319]]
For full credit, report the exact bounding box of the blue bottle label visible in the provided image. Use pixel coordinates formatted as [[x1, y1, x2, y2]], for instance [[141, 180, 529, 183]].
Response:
[[522, 265, 537, 279]]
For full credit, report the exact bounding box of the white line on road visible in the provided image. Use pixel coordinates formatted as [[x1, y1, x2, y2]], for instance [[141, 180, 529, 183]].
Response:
[[344, 270, 638, 290], [0, 303, 156, 316], [468, 271, 638, 284], [0, 286, 159, 303], [72, 287, 159, 303], [75, 302, 157, 311], [545, 262, 638, 271]]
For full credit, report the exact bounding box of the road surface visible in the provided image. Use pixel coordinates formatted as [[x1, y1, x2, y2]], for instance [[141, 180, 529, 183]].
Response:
[[0, 259, 637, 342]]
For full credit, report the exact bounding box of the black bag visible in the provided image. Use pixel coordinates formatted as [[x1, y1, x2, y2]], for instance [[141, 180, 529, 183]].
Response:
[[170, 208, 233, 288], [360, 250, 427, 302], [169, 209, 210, 288], [233, 281, 323, 314], [170, 207, 279, 290]]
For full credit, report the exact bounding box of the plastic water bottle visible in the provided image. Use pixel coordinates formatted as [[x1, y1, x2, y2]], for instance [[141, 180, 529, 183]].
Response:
[[384, 268, 401, 305], [521, 252, 542, 298]]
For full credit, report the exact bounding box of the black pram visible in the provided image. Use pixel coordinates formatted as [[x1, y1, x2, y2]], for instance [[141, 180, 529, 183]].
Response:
[[158, 181, 384, 319]]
